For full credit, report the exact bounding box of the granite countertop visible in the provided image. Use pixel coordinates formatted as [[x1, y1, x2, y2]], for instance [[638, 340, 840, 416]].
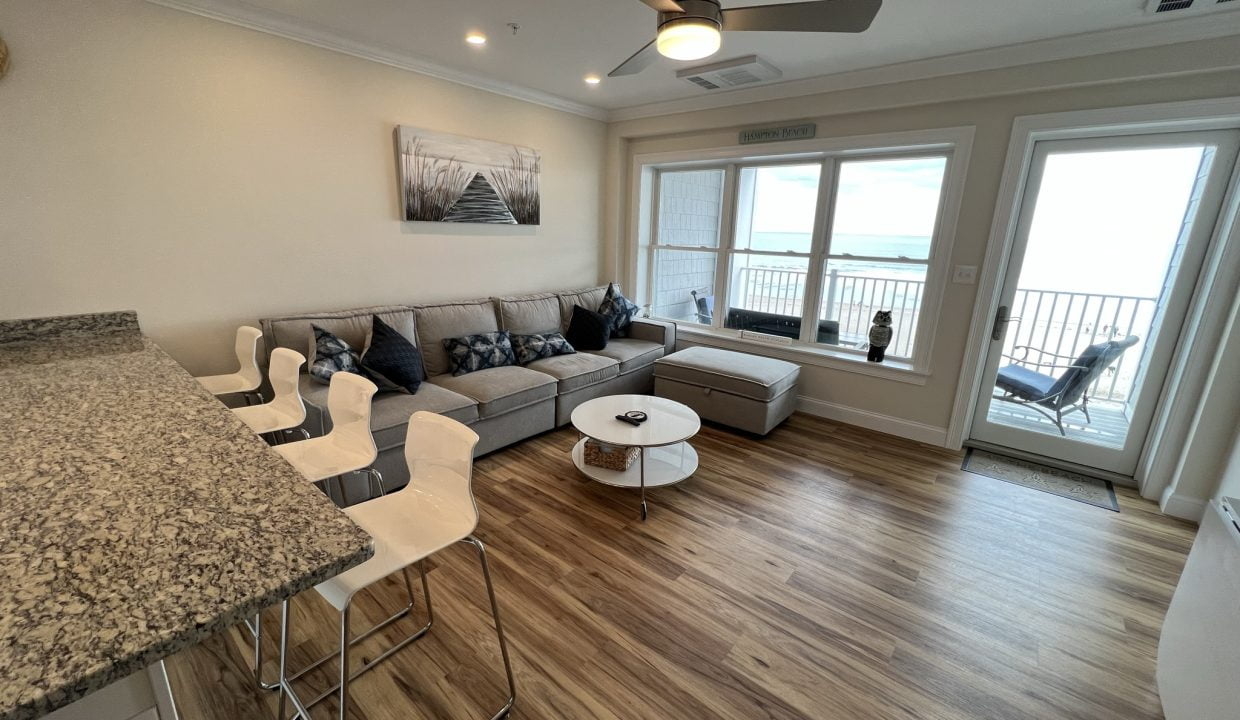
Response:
[[0, 312, 374, 720]]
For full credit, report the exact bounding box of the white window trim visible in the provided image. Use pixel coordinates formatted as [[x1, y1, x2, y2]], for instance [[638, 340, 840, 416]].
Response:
[[628, 126, 975, 378]]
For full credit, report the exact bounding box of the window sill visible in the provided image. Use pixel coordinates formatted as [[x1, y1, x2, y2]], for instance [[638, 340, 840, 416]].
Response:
[[672, 324, 930, 386]]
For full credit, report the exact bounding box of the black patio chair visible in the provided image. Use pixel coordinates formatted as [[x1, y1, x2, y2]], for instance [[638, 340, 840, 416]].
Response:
[[993, 335, 1140, 436], [690, 289, 714, 324]]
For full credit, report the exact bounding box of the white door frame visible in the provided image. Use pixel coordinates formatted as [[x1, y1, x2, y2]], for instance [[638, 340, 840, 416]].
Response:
[[947, 97, 1240, 502]]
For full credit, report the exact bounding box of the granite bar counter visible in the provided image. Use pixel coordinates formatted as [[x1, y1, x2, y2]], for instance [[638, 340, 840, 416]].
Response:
[[0, 312, 374, 720]]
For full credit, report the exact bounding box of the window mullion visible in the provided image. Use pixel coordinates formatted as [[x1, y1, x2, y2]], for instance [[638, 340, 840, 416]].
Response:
[[799, 158, 838, 344], [645, 170, 663, 312], [712, 164, 739, 330]]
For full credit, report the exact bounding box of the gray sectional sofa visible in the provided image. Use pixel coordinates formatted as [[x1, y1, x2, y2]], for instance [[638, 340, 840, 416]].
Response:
[[259, 285, 675, 490]]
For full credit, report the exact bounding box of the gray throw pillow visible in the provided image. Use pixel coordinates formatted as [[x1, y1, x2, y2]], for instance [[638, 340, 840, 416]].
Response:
[[443, 331, 517, 376], [512, 332, 575, 365], [309, 325, 360, 384]]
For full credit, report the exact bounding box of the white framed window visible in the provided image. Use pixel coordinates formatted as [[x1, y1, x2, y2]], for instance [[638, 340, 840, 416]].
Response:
[[633, 128, 972, 375]]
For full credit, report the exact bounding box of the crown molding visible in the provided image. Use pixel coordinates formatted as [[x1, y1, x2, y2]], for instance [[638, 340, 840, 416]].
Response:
[[605, 12, 1240, 122], [145, 0, 1240, 126], [144, 0, 610, 121]]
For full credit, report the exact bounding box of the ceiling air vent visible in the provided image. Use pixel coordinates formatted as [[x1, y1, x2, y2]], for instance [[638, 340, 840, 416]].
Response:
[[1145, 0, 1238, 13], [678, 55, 782, 91]]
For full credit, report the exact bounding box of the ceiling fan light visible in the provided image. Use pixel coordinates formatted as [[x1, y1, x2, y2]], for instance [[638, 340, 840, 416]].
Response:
[[656, 18, 721, 61]]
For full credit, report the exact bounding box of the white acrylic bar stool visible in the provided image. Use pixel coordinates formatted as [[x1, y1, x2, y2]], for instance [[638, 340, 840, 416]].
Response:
[[195, 326, 263, 404], [234, 346, 312, 692], [232, 348, 310, 443], [274, 371, 384, 502], [248, 371, 385, 693], [276, 412, 516, 720]]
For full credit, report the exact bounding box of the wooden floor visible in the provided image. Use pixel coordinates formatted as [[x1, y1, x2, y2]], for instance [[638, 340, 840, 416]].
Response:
[[165, 414, 1196, 720]]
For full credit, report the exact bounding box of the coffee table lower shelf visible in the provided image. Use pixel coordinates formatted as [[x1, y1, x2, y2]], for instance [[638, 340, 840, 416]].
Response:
[[571, 438, 698, 519]]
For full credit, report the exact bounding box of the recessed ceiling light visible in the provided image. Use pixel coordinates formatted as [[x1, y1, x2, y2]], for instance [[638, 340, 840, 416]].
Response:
[[465, 32, 487, 46], [584, 74, 601, 85]]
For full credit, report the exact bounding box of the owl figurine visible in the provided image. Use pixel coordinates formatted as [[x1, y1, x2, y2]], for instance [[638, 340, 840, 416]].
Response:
[[867, 310, 893, 363]]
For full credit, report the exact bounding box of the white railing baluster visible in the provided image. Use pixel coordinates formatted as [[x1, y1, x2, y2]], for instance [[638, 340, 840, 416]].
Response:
[[726, 266, 1154, 401]]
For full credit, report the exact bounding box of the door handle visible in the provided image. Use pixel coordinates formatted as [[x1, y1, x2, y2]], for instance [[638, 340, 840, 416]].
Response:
[[991, 305, 1021, 341]]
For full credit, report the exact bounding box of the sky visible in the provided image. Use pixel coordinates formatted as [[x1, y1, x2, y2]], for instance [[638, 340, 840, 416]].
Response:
[[748, 157, 947, 239], [1017, 146, 1205, 297], [744, 148, 1207, 299]]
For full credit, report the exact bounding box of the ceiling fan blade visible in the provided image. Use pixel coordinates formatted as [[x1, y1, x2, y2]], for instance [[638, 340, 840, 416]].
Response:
[[608, 39, 660, 77], [722, 0, 882, 33], [638, 0, 685, 12]]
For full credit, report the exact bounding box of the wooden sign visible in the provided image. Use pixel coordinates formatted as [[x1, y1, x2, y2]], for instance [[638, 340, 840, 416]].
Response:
[[739, 123, 816, 145]]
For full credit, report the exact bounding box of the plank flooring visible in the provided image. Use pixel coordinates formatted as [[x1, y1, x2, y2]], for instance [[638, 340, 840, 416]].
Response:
[[164, 414, 1196, 720]]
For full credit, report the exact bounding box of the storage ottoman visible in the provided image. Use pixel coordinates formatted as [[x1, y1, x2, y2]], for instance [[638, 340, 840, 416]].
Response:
[[653, 346, 800, 435]]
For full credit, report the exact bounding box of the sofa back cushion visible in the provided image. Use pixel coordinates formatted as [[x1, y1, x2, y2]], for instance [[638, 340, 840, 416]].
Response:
[[413, 298, 499, 377], [556, 286, 609, 332], [497, 292, 562, 335], [261, 306, 417, 366]]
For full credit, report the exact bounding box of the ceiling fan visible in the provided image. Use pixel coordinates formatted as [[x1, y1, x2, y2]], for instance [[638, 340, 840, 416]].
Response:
[[609, 0, 882, 77]]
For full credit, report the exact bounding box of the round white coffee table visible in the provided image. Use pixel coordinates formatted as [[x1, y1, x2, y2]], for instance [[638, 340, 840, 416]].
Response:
[[570, 394, 701, 521]]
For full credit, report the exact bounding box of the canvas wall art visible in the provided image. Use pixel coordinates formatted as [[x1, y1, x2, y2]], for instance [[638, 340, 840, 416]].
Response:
[[396, 126, 540, 225]]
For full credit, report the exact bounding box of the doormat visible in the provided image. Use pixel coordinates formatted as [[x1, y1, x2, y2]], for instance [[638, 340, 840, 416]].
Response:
[[962, 449, 1120, 512]]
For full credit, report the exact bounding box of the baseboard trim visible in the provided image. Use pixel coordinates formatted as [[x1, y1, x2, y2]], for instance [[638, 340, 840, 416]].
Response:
[[1160, 487, 1208, 523], [797, 396, 949, 447]]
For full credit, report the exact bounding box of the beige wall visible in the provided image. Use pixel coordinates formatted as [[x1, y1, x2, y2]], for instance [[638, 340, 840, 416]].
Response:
[[606, 39, 1240, 437], [0, 0, 606, 375]]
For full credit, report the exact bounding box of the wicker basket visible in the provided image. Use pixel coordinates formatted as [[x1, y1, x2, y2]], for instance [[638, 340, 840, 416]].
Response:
[[583, 439, 639, 471]]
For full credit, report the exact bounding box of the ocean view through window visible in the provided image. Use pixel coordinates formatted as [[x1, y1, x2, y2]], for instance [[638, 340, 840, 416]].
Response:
[[643, 147, 952, 365]]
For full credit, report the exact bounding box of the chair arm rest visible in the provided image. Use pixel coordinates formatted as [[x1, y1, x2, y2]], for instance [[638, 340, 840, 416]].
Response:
[[628, 318, 676, 355], [1012, 345, 1078, 361], [1001, 354, 1089, 372]]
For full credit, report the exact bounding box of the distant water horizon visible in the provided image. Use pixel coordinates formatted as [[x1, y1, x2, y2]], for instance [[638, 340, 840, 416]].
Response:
[[747, 232, 928, 280]]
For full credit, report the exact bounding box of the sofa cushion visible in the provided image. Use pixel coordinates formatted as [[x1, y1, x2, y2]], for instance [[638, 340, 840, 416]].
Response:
[[512, 332, 575, 366], [598, 283, 640, 338], [413, 299, 499, 377], [299, 375, 478, 449], [557, 286, 609, 332], [654, 346, 799, 402], [443, 331, 517, 376], [429, 366, 556, 419], [309, 325, 361, 384], [358, 316, 424, 394], [497, 292, 562, 335], [565, 305, 611, 352], [527, 352, 619, 393], [263, 305, 416, 364], [586, 337, 664, 374]]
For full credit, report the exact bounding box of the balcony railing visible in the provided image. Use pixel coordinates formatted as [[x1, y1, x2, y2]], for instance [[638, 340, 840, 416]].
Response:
[[736, 267, 923, 358], [732, 267, 1156, 401], [1004, 288, 1156, 403]]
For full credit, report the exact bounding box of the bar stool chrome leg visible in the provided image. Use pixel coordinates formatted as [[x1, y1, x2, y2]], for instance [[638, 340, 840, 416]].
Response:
[[366, 467, 386, 498], [243, 612, 280, 691], [257, 564, 424, 697], [277, 565, 433, 715], [463, 534, 516, 720], [277, 599, 311, 720]]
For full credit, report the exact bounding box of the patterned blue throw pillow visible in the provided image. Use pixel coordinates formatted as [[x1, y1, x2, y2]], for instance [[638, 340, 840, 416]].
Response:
[[309, 325, 360, 384], [443, 331, 517, 376], [511, 332, 576, 365], [597, 283, 640, 338]]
